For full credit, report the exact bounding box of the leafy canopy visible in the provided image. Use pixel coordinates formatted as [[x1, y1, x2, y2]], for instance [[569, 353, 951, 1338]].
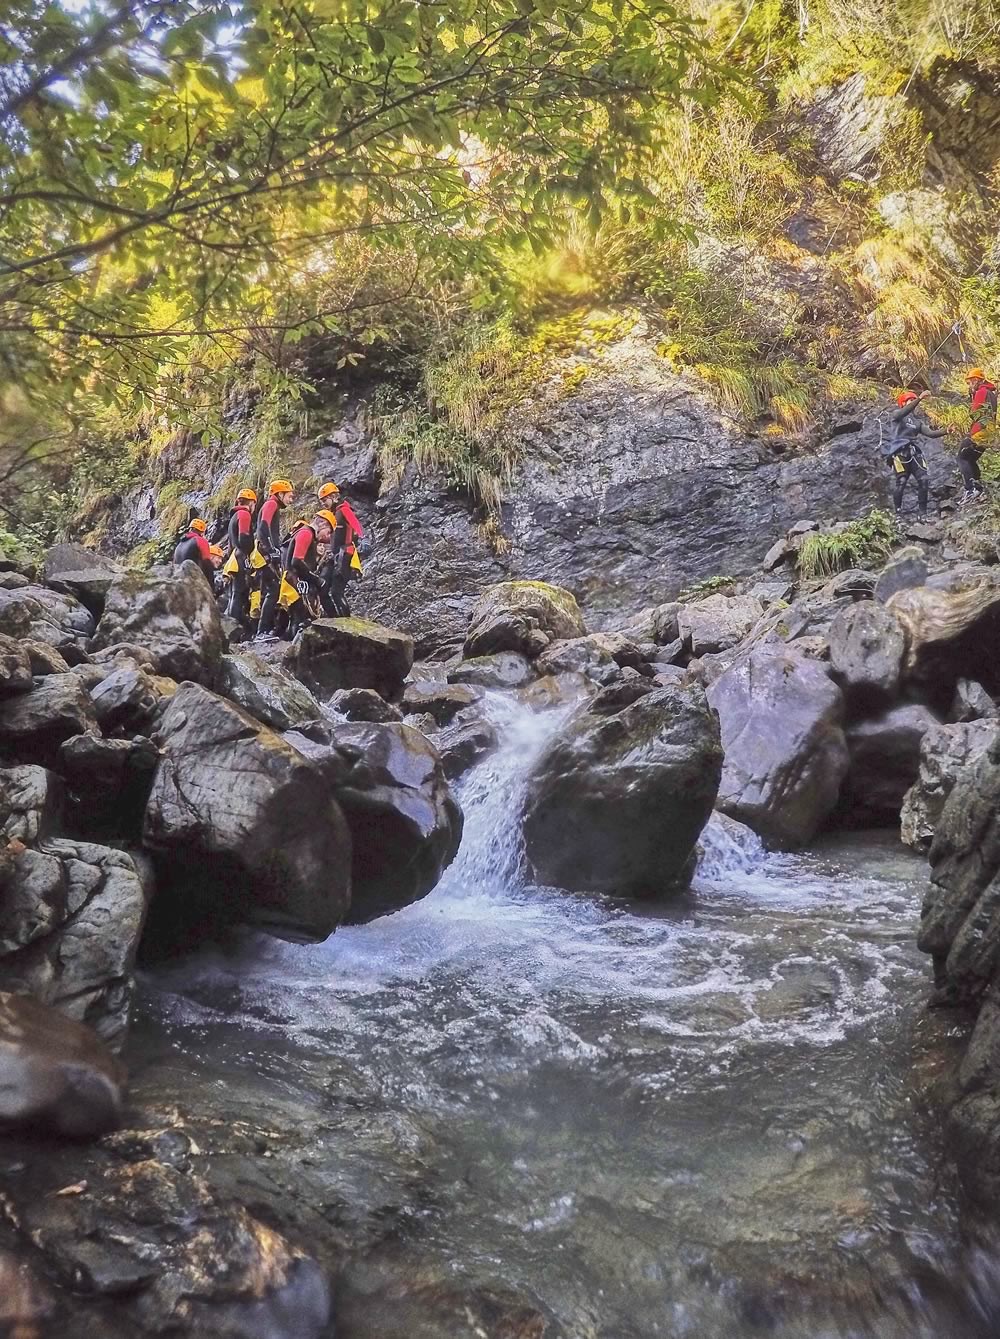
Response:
[[0, 0, 728, 433]]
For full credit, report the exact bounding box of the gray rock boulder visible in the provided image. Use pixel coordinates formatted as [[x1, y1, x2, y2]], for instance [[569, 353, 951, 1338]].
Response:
[[92, 564, 224, 686], [143, 683, 352, 945], [840, 703, 939, 825], [435, 716, 499, 781], [326, 721, 463, 923], [89, 665, 166, 735], [59, 734, 159, 839], [0, 992, 125, 1137], [0, 634, 33, 697], [284, 617, 413, 702], [0, 673, 99, 767], [677, 593, 764, 657], [522, 682, 722, 898], [448, 652, 534, 689], [707, 648, 849, 848], [0, 584, 95, 660], [0, 765, 63, 844], [42, 543, 123, 618], [889, 570, 1000, 703], [950, 678, 998, 724], [401, 680, 482, 725], [0, 840, 150, 1048], [464, 581, 586, 660], [218, 651, 322, 733], [874, 546, 927, 604], [328, 687, 403, 723], [901, 720, 996, 853], [828, 601, 907, 707]]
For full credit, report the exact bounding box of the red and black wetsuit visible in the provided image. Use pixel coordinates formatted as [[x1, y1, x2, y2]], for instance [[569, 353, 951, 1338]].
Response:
[[172, 529, 214, 584], [225, 502, 255, 623], [255, 494, 286, 634], [959, 380, 998, 497], [322, 501, 365, 616], [282, 523, 329, 635]]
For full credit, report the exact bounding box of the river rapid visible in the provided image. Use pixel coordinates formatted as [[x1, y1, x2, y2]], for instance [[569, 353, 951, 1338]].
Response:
[[132, 697, 1000, 1338]]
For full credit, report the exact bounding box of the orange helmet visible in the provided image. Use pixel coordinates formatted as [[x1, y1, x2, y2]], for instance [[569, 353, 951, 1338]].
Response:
[[237, 488, 258, 504], [966, 367, 986, 381], [189, 518, 207, 534], [209, 544, 224, 557], [315, 509, 339, 530], [318, 481, 340, 500], [896, 390, 918, 406], [269, 478, 294, 495]]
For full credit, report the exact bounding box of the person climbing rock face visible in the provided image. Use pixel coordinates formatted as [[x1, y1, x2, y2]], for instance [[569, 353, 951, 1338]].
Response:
[[172, 517, 215, 584], [254, 479, 294, 637], [278, 511, 336, 638], [957, 367, 998, 506], [223, 487, 258, 626], [884, 390, 945, 520]]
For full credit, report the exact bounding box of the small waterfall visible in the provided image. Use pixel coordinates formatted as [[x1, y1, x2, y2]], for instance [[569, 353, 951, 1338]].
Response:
[[439, 692, 575, 898], [696, 810, 767, 881]]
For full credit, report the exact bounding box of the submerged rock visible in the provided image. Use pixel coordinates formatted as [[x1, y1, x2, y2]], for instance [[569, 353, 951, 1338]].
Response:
[[522, 682, 722, 898], [143, 683, 351, 946], [92, 564, 225, 686], [285, 616, 413, 702], [901, 720, 995, 853], [0, 991, 124, 1137], [707, 648, 849, 848], [464, 580, 586, 660]]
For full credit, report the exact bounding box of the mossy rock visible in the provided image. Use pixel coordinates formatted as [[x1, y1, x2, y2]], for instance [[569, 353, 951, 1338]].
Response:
[[464, 581, 586, 659]]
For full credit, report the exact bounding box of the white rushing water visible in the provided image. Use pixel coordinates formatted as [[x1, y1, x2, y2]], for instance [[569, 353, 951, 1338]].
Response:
[[143, 696, 999, 1339]]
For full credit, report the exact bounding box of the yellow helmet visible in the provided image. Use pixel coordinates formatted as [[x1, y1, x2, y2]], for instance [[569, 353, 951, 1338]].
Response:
[[966, 367, 986, 381], [315, 509, 339, 530], [269, 478, 294, 495], [189, 518, 207, 534], [318, 481, 340, 500], [237, 488, 258, 504]]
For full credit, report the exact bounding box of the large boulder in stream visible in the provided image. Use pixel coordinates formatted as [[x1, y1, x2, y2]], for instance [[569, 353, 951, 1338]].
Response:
[[287, 721, 463, 923], [0, 836, 150, 1049], [901, 720, 996, 852], [522, 681, 722, 898], [218, 650, 323, 733], [0, 991, 125, 1137], [285, 617, 413, 702], [464, 581, 586, 660], [839, 703, 939, 826], [143, 683, 351, 945], [706, 648, 849, 849], [92, 564, 224, 686]]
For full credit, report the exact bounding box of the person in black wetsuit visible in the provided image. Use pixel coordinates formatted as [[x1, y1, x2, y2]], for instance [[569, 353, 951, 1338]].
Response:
[[172, 518, 215, 584], [884, 391, 946, 519], [279, 511, 336, 638], [254, 479, 294, 637], [224, 487, 257, 626]]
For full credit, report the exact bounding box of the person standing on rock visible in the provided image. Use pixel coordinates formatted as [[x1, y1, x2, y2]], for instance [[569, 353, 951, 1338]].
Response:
[[319, 486, 366, 616], [222, 487, 258, 627], [957, 367, 998, 506], [254, 479, 295, 638], [172, 517, 215, 584], [278, 511, 337, 638], [884, 390, 946, 520]]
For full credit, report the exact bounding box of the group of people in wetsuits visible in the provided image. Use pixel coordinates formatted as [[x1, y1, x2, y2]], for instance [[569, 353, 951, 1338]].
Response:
[[885, 367, 998, 518], [172, 478, 367, 640]]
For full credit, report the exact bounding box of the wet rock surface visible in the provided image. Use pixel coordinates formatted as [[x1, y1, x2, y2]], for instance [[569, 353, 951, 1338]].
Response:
[[901, 720, 995, 853], [143, 683, 352, 946], [707, 648, 849, 848], [464, 581, 586, 660], [285, 616, 414, 701], [92, 565, 224, 686], [523, 682, 722, 897]]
